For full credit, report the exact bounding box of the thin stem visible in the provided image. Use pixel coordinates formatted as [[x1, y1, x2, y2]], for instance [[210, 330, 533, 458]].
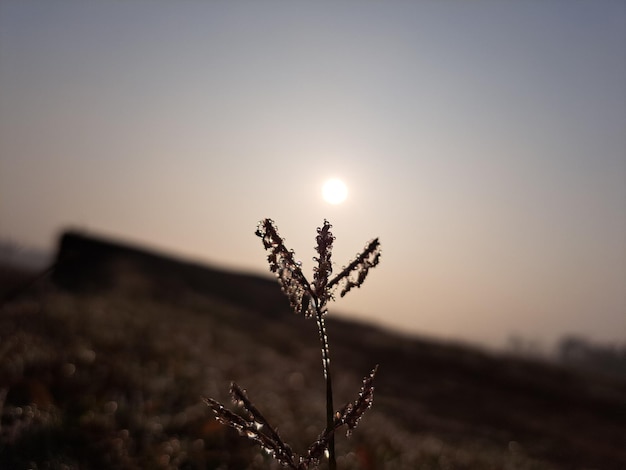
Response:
[[316, 312, 336, 470]]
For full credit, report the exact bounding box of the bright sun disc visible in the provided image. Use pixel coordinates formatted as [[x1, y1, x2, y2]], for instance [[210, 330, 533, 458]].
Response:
[[322, 178, 348, 205]]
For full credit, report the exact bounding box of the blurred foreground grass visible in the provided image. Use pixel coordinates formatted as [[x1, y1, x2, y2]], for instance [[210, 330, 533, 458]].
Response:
[[0, 265, 624, 469]]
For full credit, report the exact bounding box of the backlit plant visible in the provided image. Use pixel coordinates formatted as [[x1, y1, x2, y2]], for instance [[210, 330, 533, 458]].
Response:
[[205, 219, 381, 469]]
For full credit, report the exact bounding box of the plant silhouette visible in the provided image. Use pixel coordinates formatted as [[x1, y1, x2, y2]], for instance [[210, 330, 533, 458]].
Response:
[[205, 219, 381, 469]]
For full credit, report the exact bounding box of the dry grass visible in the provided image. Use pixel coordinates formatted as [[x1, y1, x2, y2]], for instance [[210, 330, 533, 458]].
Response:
[[0, 286, 566, 469]]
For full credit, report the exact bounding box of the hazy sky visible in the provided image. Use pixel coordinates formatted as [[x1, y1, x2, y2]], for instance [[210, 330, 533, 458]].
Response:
[[1, 1, 625, 350]]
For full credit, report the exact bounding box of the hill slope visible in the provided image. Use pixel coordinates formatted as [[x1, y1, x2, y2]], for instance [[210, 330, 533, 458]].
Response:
[[0, 231, 624, 469]]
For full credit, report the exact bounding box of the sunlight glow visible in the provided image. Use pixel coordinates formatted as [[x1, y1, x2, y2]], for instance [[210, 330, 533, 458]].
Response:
[[322, 178, 348, 205]]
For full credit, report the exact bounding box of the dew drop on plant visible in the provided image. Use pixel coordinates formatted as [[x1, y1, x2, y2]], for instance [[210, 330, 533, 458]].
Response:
[[104, 400, 118, 414], [62, 362, 76, 377], [192, 439, 204, 451]]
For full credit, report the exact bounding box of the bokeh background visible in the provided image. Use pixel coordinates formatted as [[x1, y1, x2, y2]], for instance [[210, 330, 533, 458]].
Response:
[[2, 0, 625, 350]]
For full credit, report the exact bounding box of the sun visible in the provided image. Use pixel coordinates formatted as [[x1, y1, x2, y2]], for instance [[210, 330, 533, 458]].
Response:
[[322, 178, 348, 205]]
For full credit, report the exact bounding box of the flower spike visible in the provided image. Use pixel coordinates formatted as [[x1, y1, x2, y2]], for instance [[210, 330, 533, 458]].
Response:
[[328, 238, 381, 297], [255, 219, 315, 318]]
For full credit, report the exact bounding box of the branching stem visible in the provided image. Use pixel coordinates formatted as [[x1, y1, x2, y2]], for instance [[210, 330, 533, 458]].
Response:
[[207, 219, 380, 470]]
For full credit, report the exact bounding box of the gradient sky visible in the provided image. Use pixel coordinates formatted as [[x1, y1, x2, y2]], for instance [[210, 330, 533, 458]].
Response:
[[1, 1, 625, 350]]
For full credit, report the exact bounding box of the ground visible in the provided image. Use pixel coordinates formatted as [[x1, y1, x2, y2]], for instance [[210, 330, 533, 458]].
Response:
[[0, 259, 624, 469]]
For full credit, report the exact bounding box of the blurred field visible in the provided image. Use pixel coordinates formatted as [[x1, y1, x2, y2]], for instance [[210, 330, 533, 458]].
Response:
[[0, 234, 625, 469]]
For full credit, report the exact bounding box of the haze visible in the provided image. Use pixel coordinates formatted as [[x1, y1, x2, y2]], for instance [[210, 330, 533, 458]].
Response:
[[1, 1, 625, 350]]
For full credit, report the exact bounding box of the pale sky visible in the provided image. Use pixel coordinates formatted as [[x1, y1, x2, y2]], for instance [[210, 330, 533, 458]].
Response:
[[1, 0, 625, 350]]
